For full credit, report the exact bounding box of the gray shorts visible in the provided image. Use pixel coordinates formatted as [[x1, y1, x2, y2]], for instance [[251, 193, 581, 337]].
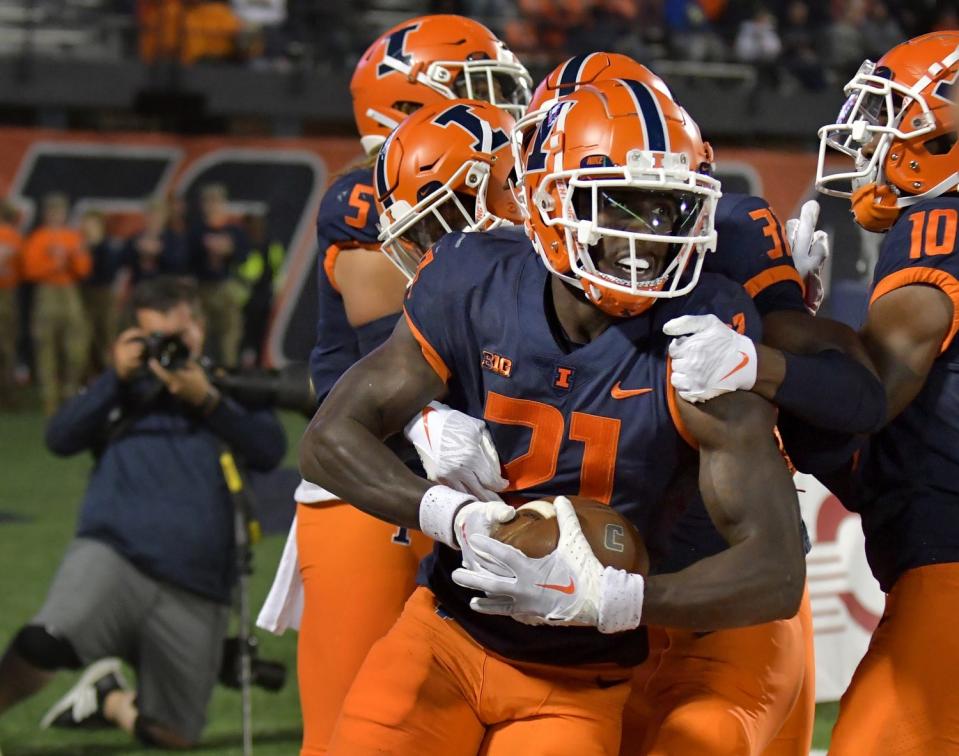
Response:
[[33, 537, 230, 742]]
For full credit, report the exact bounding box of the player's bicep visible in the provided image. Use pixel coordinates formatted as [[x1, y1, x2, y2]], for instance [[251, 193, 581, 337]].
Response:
[[317, 316, 447, 440], [862, 283, 954, 420], [334, 248, 408, 328], [679, 391, 799, 546]]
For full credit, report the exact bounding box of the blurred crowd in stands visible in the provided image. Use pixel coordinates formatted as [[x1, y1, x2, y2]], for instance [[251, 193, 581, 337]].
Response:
[[0, 186, 285, 414], [7, 0, 955, 85], [467, 0, 951, 88]]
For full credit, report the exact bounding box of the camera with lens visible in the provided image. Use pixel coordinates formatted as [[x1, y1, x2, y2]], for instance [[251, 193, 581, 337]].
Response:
[[219, 636, 287, 692], [142, 332, 191, 371]]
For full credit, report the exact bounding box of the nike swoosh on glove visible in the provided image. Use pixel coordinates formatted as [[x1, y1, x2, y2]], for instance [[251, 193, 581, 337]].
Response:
[[405, 402, 508, 501], [663, 314, 758, 403], [451, 497, 644, 633]]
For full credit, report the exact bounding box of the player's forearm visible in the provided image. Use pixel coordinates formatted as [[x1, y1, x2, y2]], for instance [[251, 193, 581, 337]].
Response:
[[643, 426, 806, 630], [299, 413, 431, 529], [751, 345, 886, 433], [642, 534, 805, 630]]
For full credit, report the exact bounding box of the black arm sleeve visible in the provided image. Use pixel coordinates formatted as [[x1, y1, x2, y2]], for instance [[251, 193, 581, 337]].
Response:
[[773, 350, 887, 434]]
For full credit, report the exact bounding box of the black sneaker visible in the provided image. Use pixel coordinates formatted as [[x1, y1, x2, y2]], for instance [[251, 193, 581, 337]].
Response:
[[40, 658, 130, 730]]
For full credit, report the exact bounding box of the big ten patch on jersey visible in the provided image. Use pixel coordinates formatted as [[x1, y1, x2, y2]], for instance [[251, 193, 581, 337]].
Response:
[[404, 227, 762, 538], [316, 167, 380, 249], [708, 193, 805, 316]]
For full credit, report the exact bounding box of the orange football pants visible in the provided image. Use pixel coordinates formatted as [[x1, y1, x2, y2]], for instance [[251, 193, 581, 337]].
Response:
[[829, 562, 959, 755], [328, 586, 634, 756], [296, 501, 432, 756], [621, 588, 812, 756]]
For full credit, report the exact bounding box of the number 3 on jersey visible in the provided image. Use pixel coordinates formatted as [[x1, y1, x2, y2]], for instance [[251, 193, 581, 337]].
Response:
[[484, 392, 620, 504]]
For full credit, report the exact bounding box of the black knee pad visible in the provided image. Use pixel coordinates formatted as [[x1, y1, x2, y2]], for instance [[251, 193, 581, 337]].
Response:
[[11, 625, 82, 671]]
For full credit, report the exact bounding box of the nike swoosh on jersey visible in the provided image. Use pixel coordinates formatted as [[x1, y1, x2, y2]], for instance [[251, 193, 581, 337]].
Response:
[[535, 578, 576, 594], [610, 382, 654, 400], [719, 351, 751, 382]]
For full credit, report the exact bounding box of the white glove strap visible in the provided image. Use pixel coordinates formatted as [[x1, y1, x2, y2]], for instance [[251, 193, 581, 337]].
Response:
[[597, 567, 645, 634], [418, 485, 474, 548]]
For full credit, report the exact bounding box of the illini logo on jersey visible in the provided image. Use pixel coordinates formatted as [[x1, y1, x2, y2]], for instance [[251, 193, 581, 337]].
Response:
[[482, 350, 513, 377], [553, 366, 575, 390]]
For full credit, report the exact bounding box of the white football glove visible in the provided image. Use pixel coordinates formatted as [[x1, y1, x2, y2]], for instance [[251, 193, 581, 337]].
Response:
[[451, 497, 644, 634], [406, 401, 508, 501], [418, 485, 516, 571], [785, 200, 829, 315], [664, 314, 758, 403]]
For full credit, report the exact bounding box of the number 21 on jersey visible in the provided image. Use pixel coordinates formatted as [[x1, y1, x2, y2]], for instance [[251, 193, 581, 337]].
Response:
[[484, 392, 620, 504]]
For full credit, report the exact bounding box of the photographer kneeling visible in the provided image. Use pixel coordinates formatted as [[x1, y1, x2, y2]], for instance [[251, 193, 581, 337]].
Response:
[[0, 277, 286, 748]]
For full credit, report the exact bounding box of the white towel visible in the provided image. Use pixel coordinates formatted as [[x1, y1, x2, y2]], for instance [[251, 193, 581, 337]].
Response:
[[256, 480, 341, 634], [256, 514, 304, 634]]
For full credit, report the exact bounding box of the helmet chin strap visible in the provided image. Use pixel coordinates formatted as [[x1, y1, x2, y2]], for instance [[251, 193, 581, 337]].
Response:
[[896, 171, 959, 207]]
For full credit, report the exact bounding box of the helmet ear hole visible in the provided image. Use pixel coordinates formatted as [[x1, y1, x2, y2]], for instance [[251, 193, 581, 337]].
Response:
[[923, 132, 958, 156]]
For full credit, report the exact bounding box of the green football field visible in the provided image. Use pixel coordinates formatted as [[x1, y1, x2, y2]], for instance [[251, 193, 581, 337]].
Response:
[[0, 408, 839, 754]]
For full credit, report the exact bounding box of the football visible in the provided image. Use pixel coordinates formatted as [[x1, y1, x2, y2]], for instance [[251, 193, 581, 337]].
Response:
[[492, 496, 649, 576]]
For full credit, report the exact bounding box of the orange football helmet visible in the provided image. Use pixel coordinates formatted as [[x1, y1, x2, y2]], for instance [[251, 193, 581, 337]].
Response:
[[512, 54, 714, 201], [373, 99, 522, 278], [519, 78, 720, 317], [816, 32, 959, 232], [529, 52, 673, 114], [350, 15, 532, 155]]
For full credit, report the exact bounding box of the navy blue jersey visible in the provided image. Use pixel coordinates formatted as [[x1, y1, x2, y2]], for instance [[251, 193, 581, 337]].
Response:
[[405, 228, 762, 666], [706, 193, 806, 317], [661, 193, 805, 573], [310, 167, 389, 400], [854, 197, 959, 590]]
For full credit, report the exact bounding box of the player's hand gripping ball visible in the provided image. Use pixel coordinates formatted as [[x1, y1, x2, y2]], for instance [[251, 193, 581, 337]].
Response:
[[493, 496, 649, 575], [452, 496, 649, 632]]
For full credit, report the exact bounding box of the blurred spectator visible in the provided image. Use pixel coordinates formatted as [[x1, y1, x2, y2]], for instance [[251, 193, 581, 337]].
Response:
[[80, 211, 120, 376], [931, 4, 959, 32], [0, 277, 285, 748], [666, 0, 727, 62], [122, 199, 186, 284], [0, 201, 22, 404], [232, 0, 286, 27], [780, 0, 827, 90], [139, 0, 246, 65], [860, 0, 905, 60], [20, 194, 92, 416], [735, 7, 782, 65], [237, 211, 284, 367], [826, 0, 866, 79], [187, 184, 249, 367]]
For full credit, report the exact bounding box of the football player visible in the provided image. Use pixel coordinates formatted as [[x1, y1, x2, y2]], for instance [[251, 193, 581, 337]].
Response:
[[668, 31, 959, 754], [814, 32, 959, 754], [300, 78, 807, 756], [514, 53, 888, 756], [268, 15, 532, 756]]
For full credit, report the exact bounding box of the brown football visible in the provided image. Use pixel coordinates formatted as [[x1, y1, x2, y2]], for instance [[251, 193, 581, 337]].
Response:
[[492, 495, 649, 576]]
